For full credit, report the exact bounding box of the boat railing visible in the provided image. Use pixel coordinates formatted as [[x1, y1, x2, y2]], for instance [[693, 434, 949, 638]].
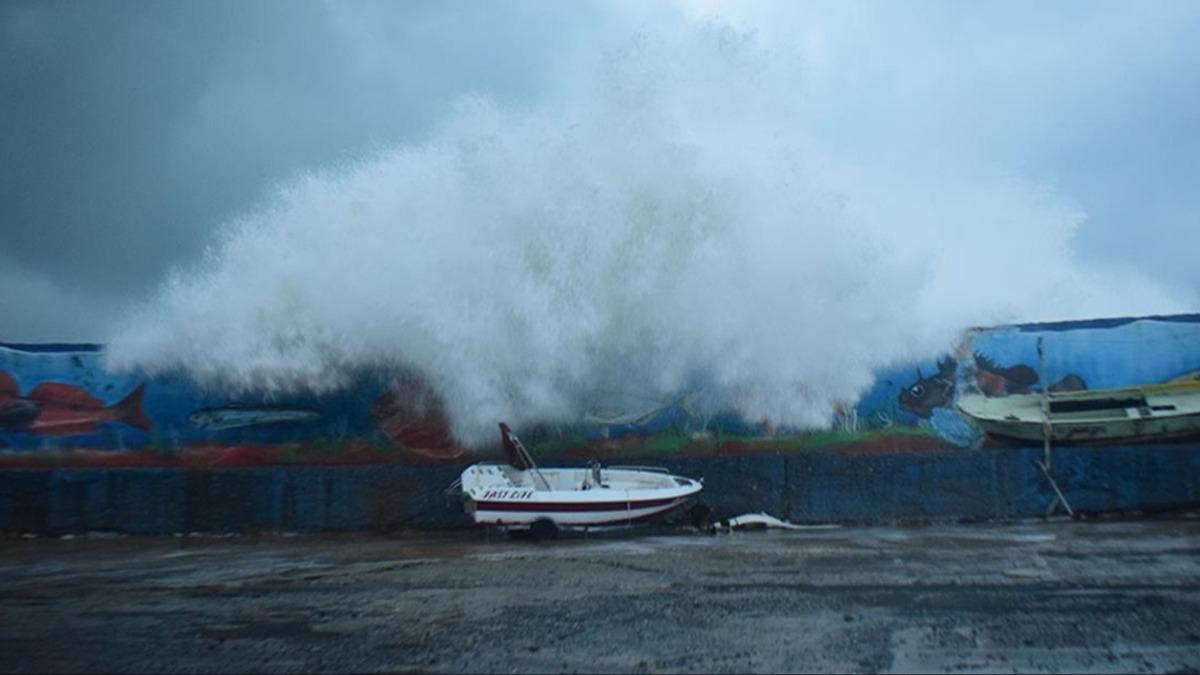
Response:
[[443, 477, 464, 509], [607, 465, 670, 474]]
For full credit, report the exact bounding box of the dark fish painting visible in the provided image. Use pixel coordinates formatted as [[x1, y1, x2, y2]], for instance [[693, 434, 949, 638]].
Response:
[[899, 357, 958, 419], [972, 353, 1038, 397]]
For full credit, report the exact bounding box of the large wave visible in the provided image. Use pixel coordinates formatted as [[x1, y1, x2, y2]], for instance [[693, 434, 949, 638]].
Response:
[[104, 20, 1184, 444]]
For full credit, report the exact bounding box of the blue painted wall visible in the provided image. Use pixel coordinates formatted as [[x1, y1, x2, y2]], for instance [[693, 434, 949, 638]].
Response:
[[2, 443, 1197, 534], [881, 314, 1200, 448], [3, 313, 1200, 457], [3, 313, 1200, 532], [0, 345, 392, 453]]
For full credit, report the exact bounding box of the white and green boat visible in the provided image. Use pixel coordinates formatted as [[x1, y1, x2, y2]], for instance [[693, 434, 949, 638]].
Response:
[[957, 381, 1200, 444]]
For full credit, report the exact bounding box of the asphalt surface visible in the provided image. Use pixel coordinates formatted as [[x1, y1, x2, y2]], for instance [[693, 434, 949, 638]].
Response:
[[2, 516, 1200, 674]]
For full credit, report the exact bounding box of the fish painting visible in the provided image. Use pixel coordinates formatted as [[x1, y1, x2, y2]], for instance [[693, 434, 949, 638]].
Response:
[[972, 353, 1038, 397], [1047, 373, 1088, 393], [371, 374, 463, 461], [0, 371, 151, 436], [0, 398, 39, 430], [899, 353, 1088, 419], [582, 391, 701, 433], [187, 405, 321, 431], [899, 357, 958, 419], [972, 352, 1087, 396]]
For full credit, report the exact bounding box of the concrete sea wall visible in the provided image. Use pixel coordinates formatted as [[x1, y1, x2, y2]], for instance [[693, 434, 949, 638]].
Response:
[[3, 443, 1197, 534]]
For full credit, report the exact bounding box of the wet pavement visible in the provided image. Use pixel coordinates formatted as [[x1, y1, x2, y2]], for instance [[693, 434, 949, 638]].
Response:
[[2, 516, 1200, 674]]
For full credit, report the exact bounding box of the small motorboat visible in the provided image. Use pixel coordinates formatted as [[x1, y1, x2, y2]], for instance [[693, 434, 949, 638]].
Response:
[[452, 422, 703, 537], [957, 380, 1200, 444]]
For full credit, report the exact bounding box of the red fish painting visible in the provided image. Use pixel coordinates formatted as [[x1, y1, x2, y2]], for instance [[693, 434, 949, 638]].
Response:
[[0, 371, 151, 436]]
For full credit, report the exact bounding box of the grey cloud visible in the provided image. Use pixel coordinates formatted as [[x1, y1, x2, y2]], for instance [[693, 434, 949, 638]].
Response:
[[754, 1, 1200, 295], [1, 0, 1197, 342], [1, 0, 597, 340]]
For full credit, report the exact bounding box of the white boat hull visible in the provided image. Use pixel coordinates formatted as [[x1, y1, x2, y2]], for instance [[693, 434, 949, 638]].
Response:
[[460, 464, 703, 528]]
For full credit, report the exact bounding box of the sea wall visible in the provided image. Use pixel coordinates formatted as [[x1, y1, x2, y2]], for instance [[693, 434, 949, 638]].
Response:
[[2, 443, 1198, 534], [2, 313, 1200, 533]]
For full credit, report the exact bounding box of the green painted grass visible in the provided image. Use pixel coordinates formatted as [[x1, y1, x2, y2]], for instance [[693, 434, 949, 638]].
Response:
[[525, 425, 945, 460]]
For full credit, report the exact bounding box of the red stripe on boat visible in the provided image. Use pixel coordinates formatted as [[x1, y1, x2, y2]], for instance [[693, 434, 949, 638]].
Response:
[[474, 497, 683, 512]]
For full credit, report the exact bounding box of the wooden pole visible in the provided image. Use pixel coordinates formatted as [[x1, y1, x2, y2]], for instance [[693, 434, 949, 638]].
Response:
[[1037, 337, 1075, 517], [1039, 459, 1075, 517], [1038, 337, 1051, 469]]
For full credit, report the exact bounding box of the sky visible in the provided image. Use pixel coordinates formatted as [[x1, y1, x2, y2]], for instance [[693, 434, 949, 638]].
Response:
[[2, 0, 1199, 345]]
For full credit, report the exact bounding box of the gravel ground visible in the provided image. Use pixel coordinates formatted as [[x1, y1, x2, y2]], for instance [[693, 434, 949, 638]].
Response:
[[2, 516, 1200, 674]]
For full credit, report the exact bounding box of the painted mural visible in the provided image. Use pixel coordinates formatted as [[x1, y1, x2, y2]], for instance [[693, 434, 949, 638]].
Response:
[[2, 313, 1199, 467]]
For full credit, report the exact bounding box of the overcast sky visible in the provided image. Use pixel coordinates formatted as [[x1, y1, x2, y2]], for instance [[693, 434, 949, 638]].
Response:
[[2, 0, 1198, 342]]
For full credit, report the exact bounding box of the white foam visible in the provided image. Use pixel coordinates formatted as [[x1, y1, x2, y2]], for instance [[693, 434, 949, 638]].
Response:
[[104, 20, 1185, 444]]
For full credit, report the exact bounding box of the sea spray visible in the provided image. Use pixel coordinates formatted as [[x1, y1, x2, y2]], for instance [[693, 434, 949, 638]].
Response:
[[105, 21, 1183, 444]]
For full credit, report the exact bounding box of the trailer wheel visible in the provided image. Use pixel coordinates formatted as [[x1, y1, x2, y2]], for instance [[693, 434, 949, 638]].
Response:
[[529, 518, 560, 541]]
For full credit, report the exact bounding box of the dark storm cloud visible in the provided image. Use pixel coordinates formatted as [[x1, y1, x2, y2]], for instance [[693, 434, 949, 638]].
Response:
[[0, 0, 597, 339], [1, 0, 1198, 342]]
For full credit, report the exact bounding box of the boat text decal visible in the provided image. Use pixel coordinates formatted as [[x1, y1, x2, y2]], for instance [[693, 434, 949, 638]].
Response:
[[481, 489, 535, 500]]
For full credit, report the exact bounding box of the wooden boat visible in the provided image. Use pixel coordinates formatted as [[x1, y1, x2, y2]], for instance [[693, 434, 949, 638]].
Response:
[[956, 380, 1200, 444], [453, 423, 702, 537]]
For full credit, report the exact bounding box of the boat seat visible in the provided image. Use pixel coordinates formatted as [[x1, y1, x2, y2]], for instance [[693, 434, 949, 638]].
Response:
[[588, 461, 608, 489]]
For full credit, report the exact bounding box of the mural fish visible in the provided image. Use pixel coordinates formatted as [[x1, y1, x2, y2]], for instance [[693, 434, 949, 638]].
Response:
[[582, 391, 702, 437], [899, 354, 1086, 419], [584, 400, 677, 427], [0, 371, 150, 436], [187, 406, 321, 431], [0, 398, 40, 430], [1048, 374, 1088, 393], [899, 357, 958, 419], [371, 377, 463, 460]]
